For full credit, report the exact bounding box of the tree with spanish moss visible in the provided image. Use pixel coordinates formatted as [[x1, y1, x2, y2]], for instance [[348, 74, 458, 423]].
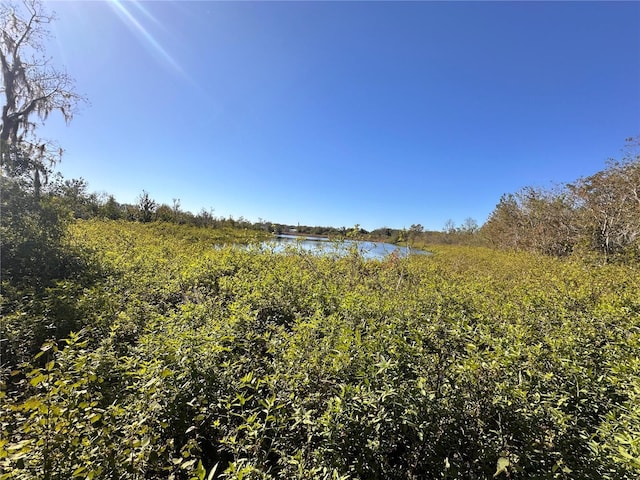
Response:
[[0, 0, 86, 293], [0, 0, 85, 195]]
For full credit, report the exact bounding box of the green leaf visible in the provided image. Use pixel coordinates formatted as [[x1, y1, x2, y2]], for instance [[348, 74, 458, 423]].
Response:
[[29, 374, 46, 387], [193, 459, 206, 480], [494, 457, 510, 477], [72, 466, 86, 477]]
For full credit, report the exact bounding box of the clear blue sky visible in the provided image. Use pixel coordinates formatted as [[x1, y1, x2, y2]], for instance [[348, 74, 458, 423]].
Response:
[[42, 1, 639, 231]]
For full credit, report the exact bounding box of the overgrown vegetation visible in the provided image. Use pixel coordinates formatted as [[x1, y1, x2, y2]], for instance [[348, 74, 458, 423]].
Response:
[[2, 1, 640, 478], [2, 222, 639, 479], [481, 137, 640, 261]]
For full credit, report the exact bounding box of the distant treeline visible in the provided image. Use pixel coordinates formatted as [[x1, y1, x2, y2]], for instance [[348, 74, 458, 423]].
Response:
[[41, 177, 481, 245], [480, 136, 640, 262], [44, 183, 263, 230], [5, 136, 639, 263], [44, 179, 487, 246]]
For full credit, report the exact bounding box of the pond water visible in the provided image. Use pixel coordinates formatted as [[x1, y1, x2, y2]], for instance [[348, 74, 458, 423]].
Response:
[[262, 234, 427, 260]]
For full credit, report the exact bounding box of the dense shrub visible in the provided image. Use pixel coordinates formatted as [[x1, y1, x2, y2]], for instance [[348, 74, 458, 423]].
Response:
[[2, 222, 639, 479]]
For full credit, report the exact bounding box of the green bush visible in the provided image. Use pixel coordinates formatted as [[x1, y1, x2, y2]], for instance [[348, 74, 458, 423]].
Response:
[[2, 222, 639, 479]]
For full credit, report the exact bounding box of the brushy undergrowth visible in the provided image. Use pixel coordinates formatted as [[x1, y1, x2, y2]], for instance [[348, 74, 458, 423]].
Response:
[[2, 220, 639, 479]]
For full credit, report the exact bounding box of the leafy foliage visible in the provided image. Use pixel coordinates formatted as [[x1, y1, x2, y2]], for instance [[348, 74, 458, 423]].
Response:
[[2, 221, 639, 479], [482, 136, 640, 262]]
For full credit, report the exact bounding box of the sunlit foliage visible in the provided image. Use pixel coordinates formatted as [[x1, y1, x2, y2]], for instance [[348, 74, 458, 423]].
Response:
[[482, 136, 640, 262], [2, 221, 639, 479]]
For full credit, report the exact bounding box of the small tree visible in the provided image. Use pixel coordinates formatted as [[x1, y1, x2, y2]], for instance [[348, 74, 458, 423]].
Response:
[[441, 219, 457, 244], [99, 194, 123, 220], [568, 136, 640, 259], [482, 188, 579, 255], [136, 190, 157, 223], [172, 198, 182, 222], [408, 223, 423, 246], [460, 217, 478, 234]]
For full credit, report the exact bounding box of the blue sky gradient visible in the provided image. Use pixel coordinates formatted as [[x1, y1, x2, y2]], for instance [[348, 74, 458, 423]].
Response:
[[42, 1, 639, 230]]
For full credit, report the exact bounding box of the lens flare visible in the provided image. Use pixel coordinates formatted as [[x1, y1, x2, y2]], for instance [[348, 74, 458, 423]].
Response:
[[108, 0, 184, 77]]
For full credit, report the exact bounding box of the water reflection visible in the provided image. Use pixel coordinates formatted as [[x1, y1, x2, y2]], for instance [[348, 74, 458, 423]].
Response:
[[264, 234, 427, 260]]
